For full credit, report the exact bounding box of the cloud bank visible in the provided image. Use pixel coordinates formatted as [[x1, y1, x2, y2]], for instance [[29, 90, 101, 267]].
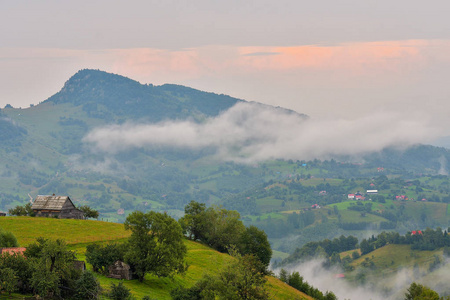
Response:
[[276, 257, 450, 300], [83, 102, 439, 163]]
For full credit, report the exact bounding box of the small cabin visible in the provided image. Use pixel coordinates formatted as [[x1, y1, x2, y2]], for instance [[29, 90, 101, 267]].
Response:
[[73, 260, 86, 271], [31, 195, 84, 219], [108, 260, 135, 280]]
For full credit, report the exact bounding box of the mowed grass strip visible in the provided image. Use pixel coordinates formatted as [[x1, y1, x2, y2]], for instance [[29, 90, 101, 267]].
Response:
[[0, 217, 130, 246]]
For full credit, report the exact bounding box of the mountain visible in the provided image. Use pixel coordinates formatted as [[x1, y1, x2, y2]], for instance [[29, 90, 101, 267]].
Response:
[[45, 69, 243, 122]]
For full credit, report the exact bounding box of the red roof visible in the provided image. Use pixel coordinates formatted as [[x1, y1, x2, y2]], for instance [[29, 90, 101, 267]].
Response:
[[0, 247, 26, 256]]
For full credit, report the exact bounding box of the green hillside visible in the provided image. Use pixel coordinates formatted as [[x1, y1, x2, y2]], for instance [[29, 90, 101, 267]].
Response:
[[349, 244, 443, 276], [0, 217, 311, 300]]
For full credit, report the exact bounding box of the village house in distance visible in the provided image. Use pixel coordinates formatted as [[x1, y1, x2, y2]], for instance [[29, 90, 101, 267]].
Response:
[[31, 194, 84, 219]]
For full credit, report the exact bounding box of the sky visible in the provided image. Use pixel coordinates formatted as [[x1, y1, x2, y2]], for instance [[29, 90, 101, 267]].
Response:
[[1, 0, 450, 140]]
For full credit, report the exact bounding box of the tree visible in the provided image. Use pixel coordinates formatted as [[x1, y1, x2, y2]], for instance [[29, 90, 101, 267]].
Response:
[[278, 268, 289, 283], [86, 243, 126, 274], [178, 200, 206, 241], [78, 205, 99, 219], [109, 281, 131, 300], [0, 267, 17, 295], [30, 266, 60, 298], [352, 250, 360, 260], [124, 211, 187, 282], [0, 252, 33, 293], [238, 225, 272, 271], [213, 253, 269, 300], [73, 271, 102, 299], [26, 238, 77, 298], [404, 282, 440, 300], [330, 252, 341, 265], [359, 239, 374, 255], [202, 206, 246, 253], [8, 202, 34, 216], [0, 228, 18, 247]]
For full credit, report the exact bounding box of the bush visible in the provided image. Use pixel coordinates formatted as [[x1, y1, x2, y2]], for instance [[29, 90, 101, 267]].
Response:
[[0, 229, 18, 247], [73, 271, 101, 299], [109, 281, 131, 300]]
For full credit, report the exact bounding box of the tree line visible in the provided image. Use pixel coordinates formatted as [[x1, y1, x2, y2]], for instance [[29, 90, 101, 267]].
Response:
[[359, 227, 450, 255]]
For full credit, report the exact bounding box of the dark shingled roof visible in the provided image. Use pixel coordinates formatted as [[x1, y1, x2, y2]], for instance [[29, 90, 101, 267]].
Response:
[[31, 195, 75, 210]]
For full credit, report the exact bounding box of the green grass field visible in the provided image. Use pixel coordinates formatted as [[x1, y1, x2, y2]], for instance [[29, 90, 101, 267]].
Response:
[[338, 210, 388, 223], [349, 244, 443, 276], [0, 217, 131, 246], [0, 217, 311, 300]]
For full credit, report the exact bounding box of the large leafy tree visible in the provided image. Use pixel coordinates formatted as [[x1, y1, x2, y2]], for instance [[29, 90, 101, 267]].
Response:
[[201, 206, 246, 253], [25, 238, 77, 298], [238, 225, 272, 271], [0, 252, 33, 293], [124, 211, 187, 282], [179, 200, 206, 241]]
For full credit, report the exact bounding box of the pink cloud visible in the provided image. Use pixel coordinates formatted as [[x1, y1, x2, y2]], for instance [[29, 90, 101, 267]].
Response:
[[237, 40, 431, 75]]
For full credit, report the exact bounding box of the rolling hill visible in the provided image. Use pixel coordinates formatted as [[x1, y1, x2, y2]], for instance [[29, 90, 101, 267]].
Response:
[[0, 216, 311, 300]]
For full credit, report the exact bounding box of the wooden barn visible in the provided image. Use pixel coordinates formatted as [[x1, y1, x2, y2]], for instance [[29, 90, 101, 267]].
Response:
[[31, 195, 84, 219]]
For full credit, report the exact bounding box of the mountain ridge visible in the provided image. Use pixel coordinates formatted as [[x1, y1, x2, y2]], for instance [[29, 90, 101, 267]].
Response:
[[42, 69, 306, 122]]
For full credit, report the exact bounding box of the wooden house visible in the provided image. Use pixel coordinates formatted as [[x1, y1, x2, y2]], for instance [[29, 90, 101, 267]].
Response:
[[31, 195, 84, 219]]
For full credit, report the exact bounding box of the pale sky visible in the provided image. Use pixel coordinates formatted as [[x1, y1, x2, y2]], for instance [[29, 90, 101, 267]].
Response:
[[1, 0, 450, 136]]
